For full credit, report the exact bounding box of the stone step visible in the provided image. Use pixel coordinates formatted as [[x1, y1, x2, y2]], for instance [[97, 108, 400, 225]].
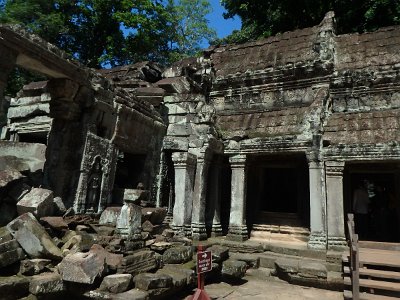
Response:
[[251, 224, 310, 236], [344, 290, 400, 300]]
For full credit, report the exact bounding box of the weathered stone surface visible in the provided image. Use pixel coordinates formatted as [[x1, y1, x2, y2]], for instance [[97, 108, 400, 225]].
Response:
[[17, 188, 54, 218], [0, 169, 23, 188], [0, 142, 46, 173], [99, 274, 132, 294], [61, 232, 95, 255], [20, 259, 52, 275], [157, 77, 191, 94], [117, 250, 157, 276], [59, 251, 106, 284], [134, 273, 173, 291], [222, 259, 247, 279], [53, 196, 66, 215], [162, 246, 192, 264], [29, 272, 66, 295], [123, 189, 149, 203], [141, 220, 154, 233], [230, 253, 260, 268], [275, 258, 299, 274], [0, 248, 26, 268], [90, 244, 123, 271], [157, 265, 195, 287], [150, 242, 173, 252], [0, 227, 12, 244], [87, 288, 149, 300], [0, 275, 30, 300], [40, 216, 68, 231], [7, 213, 62, 260], [116, 202, 141, 240], [99, 207, 121, 226], [141, 207, 167, 225], [298, 261, 327, 279], [209, 245, 229, 263]]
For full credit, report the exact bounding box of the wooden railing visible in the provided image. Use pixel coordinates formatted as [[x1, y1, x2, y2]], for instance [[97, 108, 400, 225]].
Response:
[[347, 213, 360, 300]]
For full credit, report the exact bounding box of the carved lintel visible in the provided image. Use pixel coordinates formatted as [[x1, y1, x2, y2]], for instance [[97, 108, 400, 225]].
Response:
[[325, 161, 345, 177]]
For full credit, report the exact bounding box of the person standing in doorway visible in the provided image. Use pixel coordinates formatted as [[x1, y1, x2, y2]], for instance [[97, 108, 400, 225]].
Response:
[[353, 180, 370, 239]]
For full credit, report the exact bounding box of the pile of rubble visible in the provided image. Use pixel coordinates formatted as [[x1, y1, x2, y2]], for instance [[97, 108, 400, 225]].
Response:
[[0, 176, 250, 300]]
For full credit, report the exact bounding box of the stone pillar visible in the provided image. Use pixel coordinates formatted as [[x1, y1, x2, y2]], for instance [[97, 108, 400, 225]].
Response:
[[325, 161, 347, 249], [307, 160, 327, 249], [171, 152, 196, 236], [227, 154, 248, 241], [0, 44, 17, 132], [191, 150, 212, 240], [207, 157, 223, 237]]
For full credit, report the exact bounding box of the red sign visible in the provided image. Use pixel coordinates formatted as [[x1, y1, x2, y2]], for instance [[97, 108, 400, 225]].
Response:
[[197, 250, 212, 274]]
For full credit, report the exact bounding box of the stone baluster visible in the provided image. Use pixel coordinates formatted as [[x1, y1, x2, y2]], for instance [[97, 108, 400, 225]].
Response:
[[191, 150, 212, 240], [325, 161, 347, 249], [227, 154, 248, 241], [307, 159, 327, 249], [171, 152, 196, 236]]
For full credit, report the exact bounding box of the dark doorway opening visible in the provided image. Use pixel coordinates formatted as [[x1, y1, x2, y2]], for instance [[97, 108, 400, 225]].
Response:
[[247, 154, 310, 231], [344, 163, 400, 242]]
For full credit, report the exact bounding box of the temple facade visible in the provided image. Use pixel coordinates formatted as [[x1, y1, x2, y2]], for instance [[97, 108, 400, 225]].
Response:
[[1, 12, 400, 250]]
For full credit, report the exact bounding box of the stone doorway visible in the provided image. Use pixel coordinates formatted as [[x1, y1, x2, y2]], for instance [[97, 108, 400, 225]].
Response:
[[344, 163, 400, 243], [247, 154, 310, 241]]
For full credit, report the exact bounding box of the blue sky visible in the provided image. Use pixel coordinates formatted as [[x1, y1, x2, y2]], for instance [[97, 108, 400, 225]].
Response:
[[205, 0, 241, 45]]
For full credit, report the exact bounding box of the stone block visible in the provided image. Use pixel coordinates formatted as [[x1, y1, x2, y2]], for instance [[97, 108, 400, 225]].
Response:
[[230, 253, 260, 268], [117, 250, 157, 276], [222, 259, 247, 279], [53, 197, 66, 215], [17, 188, 54, 218], [157, 265, 195, 287], [298, 261, 327, 279], [0, 239, 20, 253], [7, 103, 49, 119], [0, 248, 26, 268], [61, 232, 95, 255], [99, 207, 121, 226], [90, 244, 123, 271], [59, 251, 106, 284], [7, 212, 62, 260], [29, 272, 66, 295], [20, 259, 52, 275], [123, 189, 149, 203], [162, 136, 189, 151], [157, 77, 191, 94], [150, 242, 173, 252], [275, 257, 299, 274], [0, 169, 23, 188], [141, 207, 167, 225], [40, 216, 68, 231], [162, 246, 192, 264], [99, 274, 132, 294], [0, 275, 30, 300], [116, 202, 141, 240], [134, 273, 173, 291], [0, 227, 12, 244], [141, 220, 154, 233], [166, 124, 191, 137], [208, 245, 229, 263]]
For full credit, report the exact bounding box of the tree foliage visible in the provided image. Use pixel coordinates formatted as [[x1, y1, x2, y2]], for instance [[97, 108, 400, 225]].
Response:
[[218, 0, 400, 44], [0, 0, 216, 68]]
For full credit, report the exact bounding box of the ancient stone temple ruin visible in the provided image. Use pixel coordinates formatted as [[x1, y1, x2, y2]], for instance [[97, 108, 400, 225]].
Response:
[[1, 11, 400, 299]]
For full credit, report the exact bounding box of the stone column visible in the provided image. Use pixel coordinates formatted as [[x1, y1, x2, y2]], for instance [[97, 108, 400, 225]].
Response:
[[191, 150, 212, 240], [171, 152, 196, 236], [0, 44, 17, 133], [307, 160, 327, 249], [325, 161, 347, 249], [227, 154, 248, 241], [207, 157, 223, 237]]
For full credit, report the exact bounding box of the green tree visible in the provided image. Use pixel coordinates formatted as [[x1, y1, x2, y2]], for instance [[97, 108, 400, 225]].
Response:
[[218, 0, 400, 44]]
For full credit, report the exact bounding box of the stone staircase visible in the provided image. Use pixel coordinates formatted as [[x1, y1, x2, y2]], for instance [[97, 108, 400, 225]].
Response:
[[343, 241, 400, 299], [210, 237, 343, 291]]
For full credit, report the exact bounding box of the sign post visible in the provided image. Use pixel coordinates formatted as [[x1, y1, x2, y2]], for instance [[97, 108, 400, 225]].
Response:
[[191, 245, 212, 300]]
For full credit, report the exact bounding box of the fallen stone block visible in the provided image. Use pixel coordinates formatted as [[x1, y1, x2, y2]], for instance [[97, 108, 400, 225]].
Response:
[[141, 220, 154, 233], [99, 274, 132, 294], [0, 248, 26, 268], [134, 273, 173, 291], [124, 189, 149, 203], [16, 188, 54, 218], [0, 275, 30, 300], [99, 207, 122, 226], [29, 272, 66, 296], [222, 259, 247, 279], [7, 213, 63, 260], [150, 242, 173, 252], [61, 231, 95, 255], [59, 251, 106, 284], [117, 250, 157, 276], [209, 245, 229, 263], [90, 244, 123, 271], [40, 216, 69, 231], [20, 259, 52, 275], [275, 257, 299, 274], [0, 239, 20, 254], [157, 265, 195, 288], [0, 227, 13, 243], [141, 207, 167, 225], [162, 246, 192, 264], [230, 253, 260, 268], [53, 196, 66, 215], [0, 169, 24, 189], [86, 288, 149, 300]]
